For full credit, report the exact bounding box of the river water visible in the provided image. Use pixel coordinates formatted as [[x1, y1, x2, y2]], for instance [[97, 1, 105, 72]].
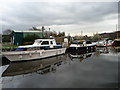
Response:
[[1, 47, 119, 88]]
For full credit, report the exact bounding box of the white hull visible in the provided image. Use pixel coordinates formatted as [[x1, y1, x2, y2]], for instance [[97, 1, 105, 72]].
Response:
[[2, 48, 66, 62], [70, 43, 96, 48]]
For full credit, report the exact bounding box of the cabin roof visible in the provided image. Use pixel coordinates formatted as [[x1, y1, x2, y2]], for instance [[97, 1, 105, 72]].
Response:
[[35, 39, 55, 41]]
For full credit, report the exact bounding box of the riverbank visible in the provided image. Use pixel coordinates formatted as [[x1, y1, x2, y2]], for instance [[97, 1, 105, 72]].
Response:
[[1, 45, 18, 51]]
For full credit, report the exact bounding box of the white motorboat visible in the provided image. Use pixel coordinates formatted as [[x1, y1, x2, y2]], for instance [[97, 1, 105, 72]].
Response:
[[69, 40, 96, 48], [2, 39, 66, 62], [96, 38, 113, 47]]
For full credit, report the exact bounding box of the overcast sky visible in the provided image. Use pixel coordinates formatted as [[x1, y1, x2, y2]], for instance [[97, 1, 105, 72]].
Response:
[[0, 0, 118, 36]]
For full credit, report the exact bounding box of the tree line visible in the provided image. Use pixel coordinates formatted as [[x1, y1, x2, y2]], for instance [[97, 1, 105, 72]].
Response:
[[2, 28, 120, 43]]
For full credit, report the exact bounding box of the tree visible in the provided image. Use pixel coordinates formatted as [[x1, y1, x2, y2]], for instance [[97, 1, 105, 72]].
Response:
[[52, 31, 57, 37], [3, 29, 13, 35], [41, 26, 45, 32], [58, 31, 65, 37], [92, 33, 101, 41], [73, 35, 81, 40], [32, 27, 38, 30], [23, 34, 40, 44], [61, 32, 65, 36], [2, 35, 11, 42], [2, 29, 13, 42]]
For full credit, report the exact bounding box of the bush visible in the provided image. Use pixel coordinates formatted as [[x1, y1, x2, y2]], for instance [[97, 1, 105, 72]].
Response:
[[23, 34, 40, 44], [2, 35, 11, 42]]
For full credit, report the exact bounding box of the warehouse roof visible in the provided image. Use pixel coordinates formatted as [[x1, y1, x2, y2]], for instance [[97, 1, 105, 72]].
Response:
[[13, 30, 42, 33]]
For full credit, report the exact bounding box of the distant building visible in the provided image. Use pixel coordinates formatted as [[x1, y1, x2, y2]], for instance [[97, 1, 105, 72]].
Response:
[[12, 30, 44, 45]]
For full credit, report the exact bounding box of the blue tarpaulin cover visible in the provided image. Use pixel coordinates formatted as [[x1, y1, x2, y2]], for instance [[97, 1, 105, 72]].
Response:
[[15, 48, 27, 51]]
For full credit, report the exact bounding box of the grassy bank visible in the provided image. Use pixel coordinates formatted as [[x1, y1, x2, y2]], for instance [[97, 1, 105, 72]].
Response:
[[1, 45, 18, 50]]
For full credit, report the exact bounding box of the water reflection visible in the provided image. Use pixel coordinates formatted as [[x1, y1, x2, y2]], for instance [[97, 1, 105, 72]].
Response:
[[2, 55, 67, 77], [69, 52, 95, 62], [2, 47, 120, 77], [2, 50, 99, 77], [96, 47, 120, 54], [1, 47, 119, 88], [96, 47, 109, 54], [111, 47, 120, 53]]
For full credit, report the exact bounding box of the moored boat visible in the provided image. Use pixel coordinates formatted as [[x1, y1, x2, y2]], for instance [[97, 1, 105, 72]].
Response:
[[2, 39, 66, 62], [66, 40, 96, 53], [96, 38, 113, 47], [68, 51, 95, 62]]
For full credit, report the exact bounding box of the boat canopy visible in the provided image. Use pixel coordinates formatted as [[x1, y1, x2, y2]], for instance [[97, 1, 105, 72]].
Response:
[[18, 39, 61, 48]]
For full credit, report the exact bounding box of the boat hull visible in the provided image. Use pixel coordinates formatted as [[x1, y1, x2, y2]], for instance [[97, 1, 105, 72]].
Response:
[[2, 48, 66, 62], [66, 45, 96, 53]]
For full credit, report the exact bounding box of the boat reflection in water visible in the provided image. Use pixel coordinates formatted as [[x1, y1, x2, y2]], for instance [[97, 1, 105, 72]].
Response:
[[68, 51, 95, 62], [96, 47, 120, 54], [112, 47, 120, 53], [2, 55, 67, 77], [2, 47, 119, 77], [2, 51, 96, 77], [96, 47, 109, 54], [2, 47, 119, 88], [68, 47, 120, 62]]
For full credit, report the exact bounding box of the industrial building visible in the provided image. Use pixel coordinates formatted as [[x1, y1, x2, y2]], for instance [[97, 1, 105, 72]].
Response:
[[12, 30, 44, 45]]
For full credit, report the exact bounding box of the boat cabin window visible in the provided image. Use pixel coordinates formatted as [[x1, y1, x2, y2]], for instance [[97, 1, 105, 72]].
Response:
[[72, 41, 83, 44], [72, 41, 78, 44], [41, 41, 49, 45], [78, 41, 83, 44], [50, 41, 53, 44], [39, 41, 42, 43], [86, 41, 92, 44], [27, 47, 40, 51]]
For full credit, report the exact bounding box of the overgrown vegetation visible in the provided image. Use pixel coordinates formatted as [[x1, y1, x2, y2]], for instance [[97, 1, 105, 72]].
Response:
[[92, 33, 101, 41], [2, 35, 11, 42], [23, 34, 40, 44], [44, 31, 65, 38], [2, 45, 18, 51]]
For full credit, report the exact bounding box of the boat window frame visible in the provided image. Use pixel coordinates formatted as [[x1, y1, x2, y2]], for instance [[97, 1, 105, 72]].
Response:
[[50, 41, 53, 45], [39, 40, 42, 43], [41, 41, 49, 45]]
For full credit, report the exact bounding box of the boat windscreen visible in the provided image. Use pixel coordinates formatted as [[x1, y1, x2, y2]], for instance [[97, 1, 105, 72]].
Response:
[[72, 41, 78, 44], [56, 43, 61, 45], [15, 48, 27, 51], [78, 42, 83, 44], [86, 41, 92, 44], [72, 40, 83, 44]]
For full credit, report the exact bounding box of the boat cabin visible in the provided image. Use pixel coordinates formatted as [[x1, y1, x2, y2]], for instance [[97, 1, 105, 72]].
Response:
[[15, 39, 62, 51]]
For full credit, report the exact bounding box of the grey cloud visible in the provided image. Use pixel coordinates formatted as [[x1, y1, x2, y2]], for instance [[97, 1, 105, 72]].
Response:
[[1, 2, 118, 31]]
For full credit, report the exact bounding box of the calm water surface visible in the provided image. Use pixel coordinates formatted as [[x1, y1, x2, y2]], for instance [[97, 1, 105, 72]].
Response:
[[1, 47, 119, 88]]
